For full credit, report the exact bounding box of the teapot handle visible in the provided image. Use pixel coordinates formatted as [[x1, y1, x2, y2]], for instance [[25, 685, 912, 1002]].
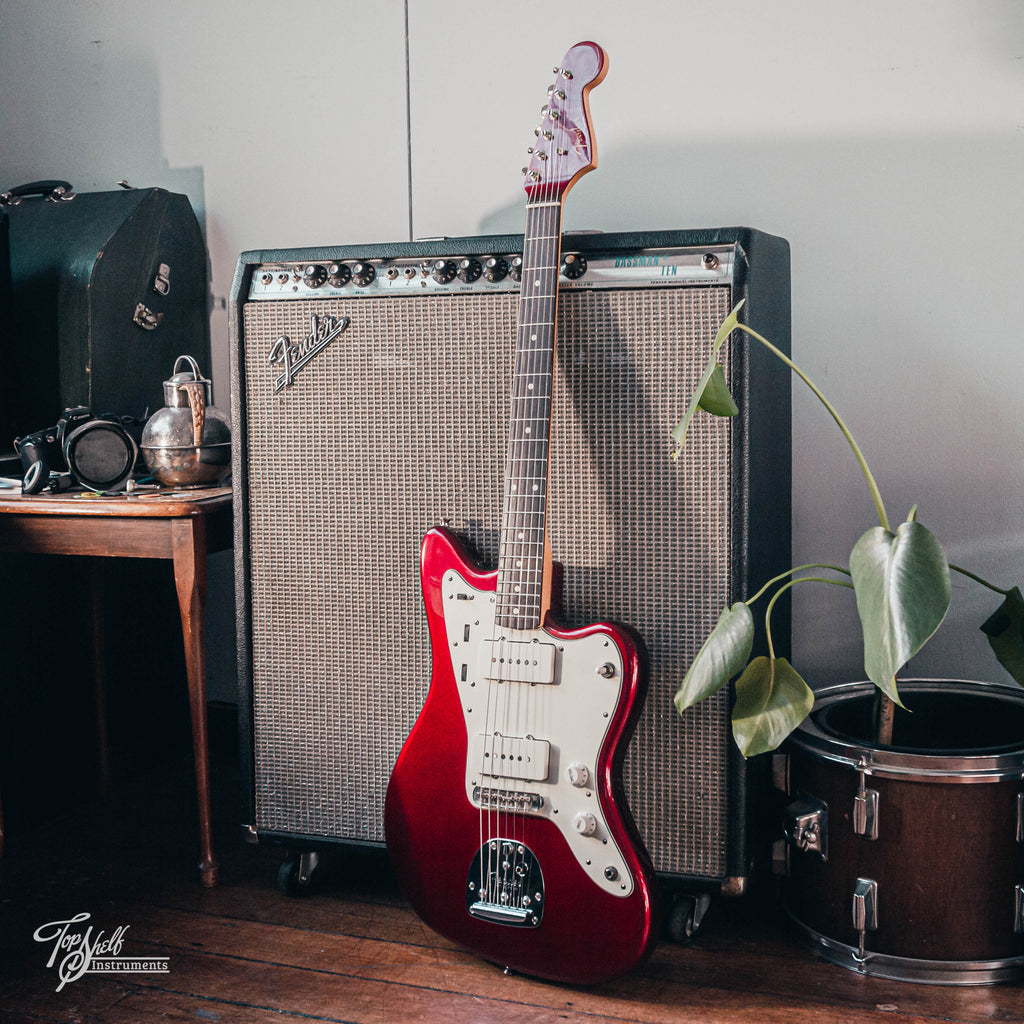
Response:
[[173, 354, 203, 380]]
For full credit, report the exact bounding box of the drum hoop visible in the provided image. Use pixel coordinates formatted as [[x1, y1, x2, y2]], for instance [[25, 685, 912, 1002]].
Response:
[[788, 911, 1024, 985], [793, 679, 1024, 782]]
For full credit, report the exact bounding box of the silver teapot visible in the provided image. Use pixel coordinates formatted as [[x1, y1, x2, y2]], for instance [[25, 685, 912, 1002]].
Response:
[[141, 355, 231, 486]]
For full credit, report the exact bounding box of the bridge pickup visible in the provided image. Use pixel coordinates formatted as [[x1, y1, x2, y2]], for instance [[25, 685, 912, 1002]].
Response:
[[473, 786, 544, 812], [478, 638, 556, 684], [472, 733, 550, 782]]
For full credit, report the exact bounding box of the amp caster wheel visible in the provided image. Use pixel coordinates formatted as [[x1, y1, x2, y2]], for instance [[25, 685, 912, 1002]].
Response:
[[665, 892, 712, 945], [277, 850, 322, 896]]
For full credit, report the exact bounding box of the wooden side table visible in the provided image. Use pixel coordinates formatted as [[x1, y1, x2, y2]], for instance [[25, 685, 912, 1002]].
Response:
[[0, 485, 232, 886]]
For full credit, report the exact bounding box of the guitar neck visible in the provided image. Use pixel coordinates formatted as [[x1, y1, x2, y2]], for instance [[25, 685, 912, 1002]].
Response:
[[495, 199, 564, 631]]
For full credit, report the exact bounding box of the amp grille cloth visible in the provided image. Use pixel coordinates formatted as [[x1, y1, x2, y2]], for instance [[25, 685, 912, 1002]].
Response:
[[242, 285, 733, 878]]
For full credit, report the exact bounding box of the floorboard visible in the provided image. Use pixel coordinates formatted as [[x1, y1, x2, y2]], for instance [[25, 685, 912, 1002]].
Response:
[[1, 723, 1022, 1024]]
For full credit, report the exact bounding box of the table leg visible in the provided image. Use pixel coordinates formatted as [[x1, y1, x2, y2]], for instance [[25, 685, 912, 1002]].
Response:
[[87, 559, 112, 799], [171, 515, 218, 887]]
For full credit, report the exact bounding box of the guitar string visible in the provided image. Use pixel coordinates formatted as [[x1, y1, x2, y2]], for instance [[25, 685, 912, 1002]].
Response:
[[480, 64, 572, 911]]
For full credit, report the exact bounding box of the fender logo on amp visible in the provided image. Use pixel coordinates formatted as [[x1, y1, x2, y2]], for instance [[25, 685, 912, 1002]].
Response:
[[269, 313, 349, 392]]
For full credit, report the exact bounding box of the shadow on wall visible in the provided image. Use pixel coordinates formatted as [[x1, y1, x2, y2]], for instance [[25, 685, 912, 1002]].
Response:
[[476, 132, 1024, 688]]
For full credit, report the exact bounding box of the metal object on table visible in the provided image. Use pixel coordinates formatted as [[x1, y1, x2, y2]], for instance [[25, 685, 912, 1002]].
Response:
[[141, 356, 231, 486]]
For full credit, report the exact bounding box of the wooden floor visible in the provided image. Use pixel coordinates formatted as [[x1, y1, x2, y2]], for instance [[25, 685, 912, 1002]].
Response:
[[1, 726, 1022, 1024]]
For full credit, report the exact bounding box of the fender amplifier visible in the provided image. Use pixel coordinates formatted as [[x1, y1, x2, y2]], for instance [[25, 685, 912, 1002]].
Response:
[[230, 228, 791, 893]]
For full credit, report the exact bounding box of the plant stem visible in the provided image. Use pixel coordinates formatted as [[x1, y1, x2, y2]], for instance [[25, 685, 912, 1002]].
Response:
[[949, 563, 1013, 596], [745, 563, 852, 607], [734, 322, 892, 533], [762, 575, 855, 662]]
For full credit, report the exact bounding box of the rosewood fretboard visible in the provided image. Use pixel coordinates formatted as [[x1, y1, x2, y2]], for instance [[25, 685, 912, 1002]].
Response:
[[495, 201, 564, 631]]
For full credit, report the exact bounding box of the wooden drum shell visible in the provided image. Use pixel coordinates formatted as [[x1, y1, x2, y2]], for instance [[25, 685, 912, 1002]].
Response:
[[783, 680, 1024, 984]]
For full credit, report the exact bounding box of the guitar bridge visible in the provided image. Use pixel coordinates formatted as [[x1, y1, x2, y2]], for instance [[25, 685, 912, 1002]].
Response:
[[473, 785, 544, 812], [466, 839, 544, 928]]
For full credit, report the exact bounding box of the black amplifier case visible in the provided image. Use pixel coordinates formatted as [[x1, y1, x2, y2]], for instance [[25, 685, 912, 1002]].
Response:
[[230, 228, 791, 900], [0, 181, 210, 458]]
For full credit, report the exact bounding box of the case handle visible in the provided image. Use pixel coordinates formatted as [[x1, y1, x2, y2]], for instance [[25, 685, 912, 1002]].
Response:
[[0, 180, 76, 205]]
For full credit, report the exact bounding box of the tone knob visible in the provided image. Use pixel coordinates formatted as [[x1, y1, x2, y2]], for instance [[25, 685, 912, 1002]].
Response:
[[351, 262, 376, 287], [457, 257, 482, 283], [302, 264, 327, 289], [572, 811, 598, 837], [327, 262, 351, 287], [431, 259, 457, 284], [483, 256, 508, 282], [566, 762, 590, 788], [561, 253, 587, 279], [508, 256, 523, 281]]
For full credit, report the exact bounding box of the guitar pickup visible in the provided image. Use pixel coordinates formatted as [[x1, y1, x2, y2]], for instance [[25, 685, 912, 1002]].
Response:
[[472, 733, 551, 782], [478, 638, 556, 684]]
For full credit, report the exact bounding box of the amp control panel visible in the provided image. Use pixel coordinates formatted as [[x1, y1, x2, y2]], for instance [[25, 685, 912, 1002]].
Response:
[[246, 244, 735, 300]]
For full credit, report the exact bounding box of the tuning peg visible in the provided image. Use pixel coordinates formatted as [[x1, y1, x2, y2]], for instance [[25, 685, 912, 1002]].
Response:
[[561, 68, 573, 80]]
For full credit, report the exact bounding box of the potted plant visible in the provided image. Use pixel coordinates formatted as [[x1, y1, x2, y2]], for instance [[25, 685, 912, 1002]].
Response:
[[671, 301, 1024, 984]]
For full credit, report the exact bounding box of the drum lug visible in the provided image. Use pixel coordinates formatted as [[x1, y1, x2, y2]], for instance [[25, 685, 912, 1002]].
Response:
[[1015, 885, 1024, 935], [1016, 792, 1023, 843], [782, 795, 828, 861], [852, 877, 879, 961], [853, 783, 879, 840]]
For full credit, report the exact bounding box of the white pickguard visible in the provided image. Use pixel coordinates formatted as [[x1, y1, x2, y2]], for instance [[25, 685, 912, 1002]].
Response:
[[442, 570, 635, 898]]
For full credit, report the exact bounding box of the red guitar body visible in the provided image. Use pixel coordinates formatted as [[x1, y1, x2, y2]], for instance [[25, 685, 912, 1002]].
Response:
[[384, 527, 658, 984]]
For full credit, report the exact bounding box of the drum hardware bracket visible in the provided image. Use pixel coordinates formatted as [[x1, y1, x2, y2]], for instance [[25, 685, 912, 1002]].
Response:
[[782, 795, 828, 861], [1016, 792, 1024, 843], [852, 876, 879, 962], [1015, 885, 1024, 935], [853, 766, 880, 841]]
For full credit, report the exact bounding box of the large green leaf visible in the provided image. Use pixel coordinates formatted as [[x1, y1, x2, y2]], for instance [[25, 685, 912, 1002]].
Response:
[[674, 603, 754, 712], [731, 656, 815, 757], [671, 302, 744, 455], [849, 520, 951, 703], [980, 586, 1024, 686], [698, 362, 739, 417]]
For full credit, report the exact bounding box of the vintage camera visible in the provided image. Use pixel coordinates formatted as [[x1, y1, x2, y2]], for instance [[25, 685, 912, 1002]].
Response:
[[15, 406, 140, 494]]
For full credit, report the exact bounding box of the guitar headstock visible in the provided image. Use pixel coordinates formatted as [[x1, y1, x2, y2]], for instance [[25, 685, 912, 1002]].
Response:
[[522, 41, 607, 203]]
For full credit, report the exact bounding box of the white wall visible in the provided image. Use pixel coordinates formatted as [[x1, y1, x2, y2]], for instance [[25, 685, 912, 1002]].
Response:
[[2, 0, 1022, 698]]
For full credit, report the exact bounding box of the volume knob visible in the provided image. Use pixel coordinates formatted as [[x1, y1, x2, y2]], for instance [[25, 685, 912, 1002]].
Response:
[[431, 259, 457, 284], [572, 812, 598, 837], [566, 762, 590, 788], [508, 256, 523, 282], [561, 253, 588, 279], [302, 264, 327, 289], [351, 262, 376, 287]]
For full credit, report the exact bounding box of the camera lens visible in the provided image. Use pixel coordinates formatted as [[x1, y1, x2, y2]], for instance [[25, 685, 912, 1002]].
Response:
[[64, 420, 138, 491]]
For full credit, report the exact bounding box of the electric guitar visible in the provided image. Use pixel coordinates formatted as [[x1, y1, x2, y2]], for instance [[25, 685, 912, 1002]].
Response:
[[384, 41, 658, 984]]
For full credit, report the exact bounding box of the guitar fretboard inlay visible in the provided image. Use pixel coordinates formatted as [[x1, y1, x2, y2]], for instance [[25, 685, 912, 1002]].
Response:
[[495, 202, 563, 631]]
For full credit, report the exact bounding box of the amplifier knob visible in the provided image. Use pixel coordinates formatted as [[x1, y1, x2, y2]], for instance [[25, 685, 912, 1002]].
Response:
[[431, 259, 457, 284], [561, 253, 587, 279], [328, 262, 352, 287], [508, 256, 523, 282], [483, 256, 508, 282], [352, 262, 376, 287], [457, 258, 482, 283], [302, 264, 328, 289]]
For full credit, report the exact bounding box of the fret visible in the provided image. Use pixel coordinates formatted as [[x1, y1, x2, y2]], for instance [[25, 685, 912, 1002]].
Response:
[[496, 192, 564, 628]]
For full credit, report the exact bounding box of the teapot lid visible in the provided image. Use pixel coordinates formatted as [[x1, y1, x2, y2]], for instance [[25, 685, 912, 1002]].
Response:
[[163, 355, 212, 406]]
